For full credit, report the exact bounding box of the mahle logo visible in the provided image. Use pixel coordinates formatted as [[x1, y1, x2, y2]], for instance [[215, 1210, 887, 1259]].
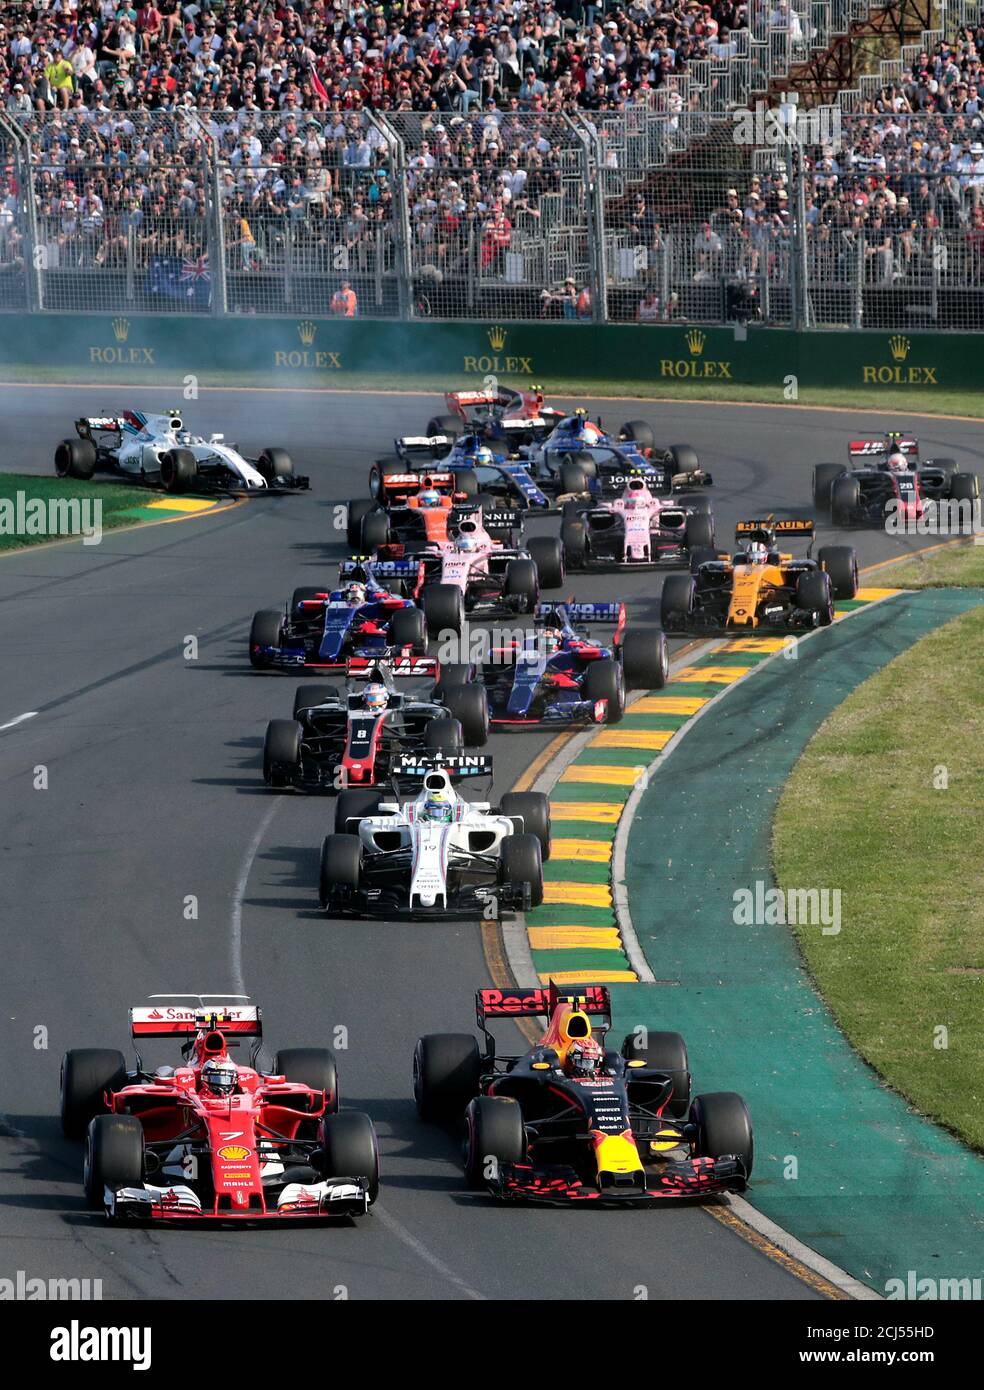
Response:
[[273, 320, 341, 370], [660, 328, 732, 380], [90, 317, 155, 365], [464, 323, 534, 375], [862, 336, 938, 385]]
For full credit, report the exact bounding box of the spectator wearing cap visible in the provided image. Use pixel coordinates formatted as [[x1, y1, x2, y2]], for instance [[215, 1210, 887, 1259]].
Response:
[[330, 278, 358, 316], [6, 83, 32, 117], [518, 67, 547, 109]]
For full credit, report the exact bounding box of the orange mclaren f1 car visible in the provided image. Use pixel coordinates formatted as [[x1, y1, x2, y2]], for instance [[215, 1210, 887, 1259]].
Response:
[[413, 984, 752, 1204]]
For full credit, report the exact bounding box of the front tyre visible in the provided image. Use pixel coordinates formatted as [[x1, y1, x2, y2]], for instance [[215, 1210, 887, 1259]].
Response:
[[318, 1111, 379, 1203], [319, 834, 361, 909], [583, 658, 625, 723], [258, 447, 294, 484], [464, 1096, 525, 1189], [160, 448, 198, 494], [84, 1115, 144, 1210], [690, 1092, 753, 1179], [263, 719, 302, 788], [499, 832, 543, 907], [249, 609, 283, 669], [273, 1048, 339, 1114], [61, 1049, 127, 1139], [527, 536, 565, 590]]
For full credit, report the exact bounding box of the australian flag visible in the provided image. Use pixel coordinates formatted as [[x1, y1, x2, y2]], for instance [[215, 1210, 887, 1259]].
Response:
[[148, 254, 212, 307]]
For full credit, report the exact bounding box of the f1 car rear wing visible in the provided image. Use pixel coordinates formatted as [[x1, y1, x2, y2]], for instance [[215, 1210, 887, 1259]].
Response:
[[455, 504, 521, 533], [346, 655, 437, 679], [736, 518, 814, 544], [380, 471, 457, 495], [394, 753, 492, 780], [131, 996, 262, 1039], [477, 983, 612, 1030], [395, 435, 452, 456], [535, 601, 626, 628], [76, 416, 124, 439], [849, 436, 918, 458]]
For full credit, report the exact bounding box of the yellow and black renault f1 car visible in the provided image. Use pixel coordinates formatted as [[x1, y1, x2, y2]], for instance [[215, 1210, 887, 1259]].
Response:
[[413, 984, 752, 1204], [660, 519, 859, 633]]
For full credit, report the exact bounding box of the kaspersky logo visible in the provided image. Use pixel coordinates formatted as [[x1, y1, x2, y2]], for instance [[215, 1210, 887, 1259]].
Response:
[[464, 324, 533, 375], [660, 329, 731, 379], [274, 321, 341, 369], [862, 335, 938, 385], [90, 317, 155, 365]]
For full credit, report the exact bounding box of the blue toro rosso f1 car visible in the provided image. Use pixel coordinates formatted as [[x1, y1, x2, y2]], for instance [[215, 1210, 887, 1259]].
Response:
[[249, 574, 435, 675], [440, 601, 668, 728]]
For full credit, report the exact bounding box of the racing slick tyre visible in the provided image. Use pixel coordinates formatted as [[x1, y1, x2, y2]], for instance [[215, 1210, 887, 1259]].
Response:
[[499, 832, 544, 907], [817, 545, 859, 600], [61, 1049, 127, 1139], [684, 512, 715, 551], [249, 609, 283, 669], [561, 515, 587, 569], [413, 1033, 482, 1123], [425, 717, 464, 755], [830, 475, 859, 526], [422, 583, 464, 637], [263, 719, 302, 788], [442, 683, 490, 746], [318, 1111, 379, 1203], [948, 473, 980, 532], [528, 535, 565, 590], [504, 558, 538, 614], [346, 498, 376, 548], [660, 574, 695, 631], [369, 456, 404, 499], [620, 629, 668, 690], [669, 443, 700, 475], [159, 447, 198, 493], [55, 437, 96, 480], [583, 657, 625, 724], [464, 1096, 525, 1189], [293, 684, 340, 719], [620, 420, 655, 451], [319, 834, 362, 909], [388, 605, 428, 653], [258, 447, 294, 484], [500, 791, 551, 861], [796, 570, 834, 626], [273, 1048, 339, 1116], [559, 461, 588, 496], [434, 663, 476, 689], [679, 493, 712, 516], [426, 413, 463, 442], [360, 509, 391, 551], [689, 546, 718, 573], [812, 463, 843, 510], [933, 457, 958, 477], [452, 468, 479, 497], [690, 1092, 754, 1178], [334, 789, 383, 833], [621, 1031, 691, 1121], [84, 1115, 144, 1210]]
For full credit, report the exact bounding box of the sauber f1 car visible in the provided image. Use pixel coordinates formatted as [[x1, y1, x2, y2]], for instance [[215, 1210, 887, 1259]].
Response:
[[373, 433, 554, 512], [263, 659, 489, 790], [55, 410, 308, 494], [61, 996, 377, 1221], [249, 574, 433, 673], [451, 601, 668, 728], [661, 519, 859, 633], [318, 755, 549, 916], [812, 432, 978, 529], [562, 475, 715, 569], [413, 983, 752, 1204]]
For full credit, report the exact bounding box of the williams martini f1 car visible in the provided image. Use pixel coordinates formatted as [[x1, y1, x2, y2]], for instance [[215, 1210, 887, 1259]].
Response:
[[55, 410, 308, 494], [812, 432, 978, 529], [318, 755, 549, 916], [661, 519, 859, 633], [413, 983, 752, 1204], [61, 996, 377, 1221]]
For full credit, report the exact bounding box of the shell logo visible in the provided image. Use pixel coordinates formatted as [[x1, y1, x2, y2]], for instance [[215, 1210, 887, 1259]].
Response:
[[217, 1144, 252, 1161]]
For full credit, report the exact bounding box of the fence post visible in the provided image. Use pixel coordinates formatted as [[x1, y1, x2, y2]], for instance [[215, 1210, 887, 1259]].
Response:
[[0, 113, 41, 311], [570, 115, 607, 323], [189, 114, 227, 316], [377, 116, 412, 319]]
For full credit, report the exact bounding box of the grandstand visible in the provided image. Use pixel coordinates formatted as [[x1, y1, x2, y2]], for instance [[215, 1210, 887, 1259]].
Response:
[[0, 0, 982, 328]]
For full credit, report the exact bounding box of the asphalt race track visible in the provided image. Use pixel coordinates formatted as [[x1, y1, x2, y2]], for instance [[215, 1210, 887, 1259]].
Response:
[[1, 385, 980, 1301]]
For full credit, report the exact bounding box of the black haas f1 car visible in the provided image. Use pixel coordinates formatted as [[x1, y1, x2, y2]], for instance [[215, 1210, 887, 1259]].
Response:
[[61, 996, 378, 1221], [249, 574, 433, 673], [425, 384, 565, 447], [562, 475, 715, 570], [812, 433, 979, 528], [320, 755, 549, 916], [413, 984, 752, 1204], [661, 519, 859, 633], [263, 659, 489, 791]]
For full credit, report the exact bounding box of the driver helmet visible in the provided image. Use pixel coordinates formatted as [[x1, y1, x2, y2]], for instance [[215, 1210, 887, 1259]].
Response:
[[421, 786, 454, 822], [566, 1037, 604, 1079], [418, 489, 441, 507], [886, 451, 907, 471], [363, 682, 388, 713], [541, 629, 563, 655], [201, 1057, 238, 1096], [746, 542, 769, 565], [344, 581, 367, 605], [466, 446, 494, 468], [457, 534, 479, 552]]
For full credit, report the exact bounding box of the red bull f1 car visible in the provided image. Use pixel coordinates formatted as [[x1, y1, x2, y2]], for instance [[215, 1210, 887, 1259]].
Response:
[[413, 984, 752, 1204], [812, 432, 978, 528], [562, 474, 715, 569], [61, 996, 377, 1221]]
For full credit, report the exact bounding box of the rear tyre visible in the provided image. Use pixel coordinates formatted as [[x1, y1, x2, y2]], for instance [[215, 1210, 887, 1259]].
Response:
[[291, 586, 325, 611], [684, 512, 715, 550], [293, 684, 339, 720], [274, 1048, 339, 1114], [55, 437, 97, 480], [621, 420, 655, 451], [442, 683, 489, 746], [621, 1031, 691, 1120], [249, 610, 283, 669], [426, 414, 463, 441], [318, 1111, 379, 1203], [422, 583, 464, 636], [817, 545, 859, 600], [812, 463, 843, 510], [258, 447, 293, 483], [334, 789, 383, 833], [424, 717, 464, 755], [583, 657, 625, 723], [84, 1115, 144, 1210], [620, 629, 668, 690], [690, 1091, 754, 1178], [527, 536, 565, 590], [499, 832, 543, 907], [933, 457, 957, 477], [319, 834, 361, 909], [388, 605, 427, 653], [360, 510, 390, 551], [948, 473, 979, 533], [263, 719, 302, 788], [830, 476, 859, 526], [346, 498, 375, 548], [369, 457, 404, 499], [464, 1096, 525, 1189], [559, 462, 588, 496], [413, 1033, 482, 1123], [504, 558, 538, 613], [561, 516, 587, 568], [434, 663, 475, 690], [159, 448, 198, 494], [500, 791, 551, 860], [660, 574, 695, 631], [796, 570, 834, 626], [61, 1049, 127, 1139]]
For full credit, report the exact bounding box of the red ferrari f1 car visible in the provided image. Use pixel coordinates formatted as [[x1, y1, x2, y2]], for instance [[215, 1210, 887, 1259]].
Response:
[[60, 996, 378, 1221]]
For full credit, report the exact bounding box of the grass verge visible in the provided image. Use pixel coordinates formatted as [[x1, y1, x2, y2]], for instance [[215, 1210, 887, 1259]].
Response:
[[0, 472, 151, 552], [773, 604, 984, 1151], [877, 539, 984, 588]]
